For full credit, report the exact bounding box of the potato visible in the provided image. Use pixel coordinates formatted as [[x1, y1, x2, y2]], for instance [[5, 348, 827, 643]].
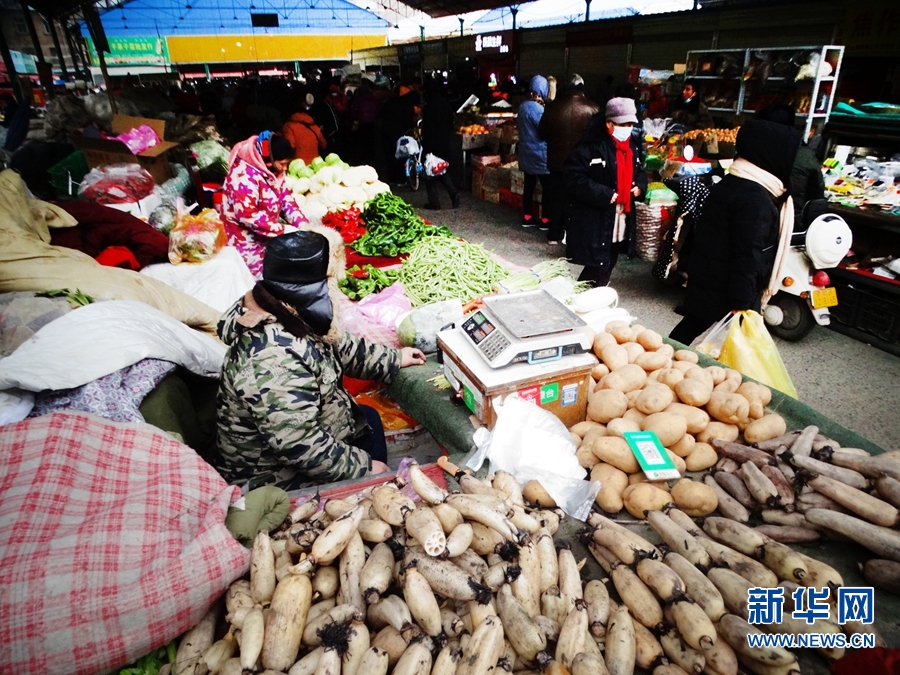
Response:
[[581, 425, 608, 447], [737, 381, 771, 419], [625, 388, 642, 408], [623, 342, 646, 364], [668, 433, 696, 458], [674, 377, 713, 407], [591, 463, 629, 513], [641, 412, 688, 447], [664, 402, 710, 435], [670, 478, 718, 517], [599, 364, 647, 393], [623, 483, 672, 519], [674, 349, 699, 364], [576, 444, 600, 469], [605, 320, 629, 334], [634, 351, 671, 372], [590, 364, 611, 382], [606, 417, 642, 437], [707, 391, 750, 426], [665, 448, 687, 475], [685, 366, 714, 388], [636, 329, 664, 351], [600, 343, 629, 371], [621, 409, 646, 427], [523, 480, 556, 507], [696, 421, 740, 444], [685, 442, 718, 471], [608, 323, 634, 344], [587, 389, 628, 424], [646, 369, 662, 383], [589, 435, 640, 473], [636, 383, 675, 415], [571, 420, 604, 438], [672, 360, 697, 373], [657, 343, 675, 359], [630, 324, 647, 336], [593, 332, 617, 354], [743, 414, 787, 445], [656, 368, 685, 390], [704, 366, 727, 385], [571, 432, 583, 448], [627, 473, 671, 491]]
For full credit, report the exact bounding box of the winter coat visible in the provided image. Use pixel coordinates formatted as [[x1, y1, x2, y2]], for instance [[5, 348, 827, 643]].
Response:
[[214, 295, 402, 490], [790, 144, 825, 224], [563, 117, 647, 270], [669, 97, 714, 131], [538, 89, 600, 172], [422, 91, 455, 162], [220, 150, 308, 278], [282, 111, 327, 164], [682, 120, 801, 323], [517, 76, 550, 175]]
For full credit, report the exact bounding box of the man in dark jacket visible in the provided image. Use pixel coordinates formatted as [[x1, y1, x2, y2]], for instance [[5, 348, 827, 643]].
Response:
[[669, 120, 801, 344], [669, 80, 714, 131], [538, 74, 600, 244], [421, 79, 461, 210], [563, 97, 648, 287]]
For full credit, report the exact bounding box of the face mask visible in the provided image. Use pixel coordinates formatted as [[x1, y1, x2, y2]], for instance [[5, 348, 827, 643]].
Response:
[[611, 125, 632, 142]]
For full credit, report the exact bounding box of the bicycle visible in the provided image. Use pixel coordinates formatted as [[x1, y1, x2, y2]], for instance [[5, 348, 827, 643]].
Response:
[[396, 135, 424, 192]]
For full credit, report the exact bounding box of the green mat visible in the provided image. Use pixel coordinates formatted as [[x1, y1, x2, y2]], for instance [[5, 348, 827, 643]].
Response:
[[388, 342, 885, 458]]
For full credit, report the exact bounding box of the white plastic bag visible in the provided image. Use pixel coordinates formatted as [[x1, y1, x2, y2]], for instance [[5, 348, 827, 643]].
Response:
[[424, 153, 449, 177], [466, 398, 600, 520]]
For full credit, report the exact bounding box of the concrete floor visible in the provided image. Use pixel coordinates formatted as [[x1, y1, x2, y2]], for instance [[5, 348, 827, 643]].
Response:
[[399, 184, 900, 452]]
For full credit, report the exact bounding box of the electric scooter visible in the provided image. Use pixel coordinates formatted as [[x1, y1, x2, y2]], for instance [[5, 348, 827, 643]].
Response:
[[762, 199, 853, 341]]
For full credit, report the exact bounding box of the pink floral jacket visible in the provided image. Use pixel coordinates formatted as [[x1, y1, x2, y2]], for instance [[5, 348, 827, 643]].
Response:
[[220, 159, 307, 278]]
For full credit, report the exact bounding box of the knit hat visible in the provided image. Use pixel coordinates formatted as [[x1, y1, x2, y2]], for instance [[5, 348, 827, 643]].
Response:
[[262, 230, 333, 335], [605, 97, 639, 124]]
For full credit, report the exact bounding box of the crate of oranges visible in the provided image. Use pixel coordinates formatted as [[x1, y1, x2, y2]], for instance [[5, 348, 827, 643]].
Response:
[[458, 124, 491, 150]]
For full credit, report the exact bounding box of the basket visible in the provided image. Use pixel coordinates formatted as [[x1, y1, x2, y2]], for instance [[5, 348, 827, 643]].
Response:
[[48, 151, 88, 199], [856, 290, 900, 343]]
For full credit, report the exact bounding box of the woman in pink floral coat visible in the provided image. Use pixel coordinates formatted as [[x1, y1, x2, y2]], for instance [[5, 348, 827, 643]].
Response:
[[220, 131, 308, 278]]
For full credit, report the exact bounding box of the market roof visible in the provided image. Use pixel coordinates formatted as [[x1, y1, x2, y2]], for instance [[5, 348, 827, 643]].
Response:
[[397, 0, 515, 18], [78, 0, 388, 37]]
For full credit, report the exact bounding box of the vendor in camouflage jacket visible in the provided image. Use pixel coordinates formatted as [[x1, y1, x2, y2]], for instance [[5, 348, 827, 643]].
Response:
[[214, 227, 425, 490]]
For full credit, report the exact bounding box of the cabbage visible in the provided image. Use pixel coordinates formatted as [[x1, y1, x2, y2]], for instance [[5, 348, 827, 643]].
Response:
[[310, 156, 325, 170], [295, 177, 311, 194], [340, 167, 364, 188], [289, 158, 306, 177], [325, 152, 342, 166], [297, 166, 314, 180]]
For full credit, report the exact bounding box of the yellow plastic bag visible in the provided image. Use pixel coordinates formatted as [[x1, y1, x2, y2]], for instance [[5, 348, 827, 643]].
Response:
[[719, 310, 798, 398]]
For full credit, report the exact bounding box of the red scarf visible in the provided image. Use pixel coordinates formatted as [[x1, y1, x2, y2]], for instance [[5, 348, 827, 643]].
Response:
[[610, 129, 634, 213]]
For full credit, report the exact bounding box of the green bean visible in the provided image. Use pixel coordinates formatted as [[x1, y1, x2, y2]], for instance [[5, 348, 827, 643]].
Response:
[[397, 236, 510, 306]]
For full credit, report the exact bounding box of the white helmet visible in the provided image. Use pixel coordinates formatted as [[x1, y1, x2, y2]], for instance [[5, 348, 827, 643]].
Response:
[[805, 213, 852, 269]]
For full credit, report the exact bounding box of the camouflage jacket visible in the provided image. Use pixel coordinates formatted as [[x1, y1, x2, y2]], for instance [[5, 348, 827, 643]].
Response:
[[213, 298, 401, 490]]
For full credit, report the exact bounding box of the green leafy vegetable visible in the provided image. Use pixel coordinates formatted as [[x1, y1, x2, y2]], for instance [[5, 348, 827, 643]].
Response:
[[352, 192, 452, 258], [35, 288, 94, 307], [339, 264, 400, 300]]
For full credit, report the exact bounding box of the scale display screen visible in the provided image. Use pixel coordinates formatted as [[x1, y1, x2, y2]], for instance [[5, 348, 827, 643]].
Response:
[[462, 311, 496, 345]]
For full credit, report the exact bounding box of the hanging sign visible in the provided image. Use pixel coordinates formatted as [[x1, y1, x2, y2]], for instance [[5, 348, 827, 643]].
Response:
[[475, 33, 510, 54], [10, 50, 38, 75], [86, 37, 170, 67]]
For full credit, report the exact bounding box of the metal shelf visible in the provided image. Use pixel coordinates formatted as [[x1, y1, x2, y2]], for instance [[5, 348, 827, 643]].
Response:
[[709, 106, 738, 112], [689, 75, 741, 80]]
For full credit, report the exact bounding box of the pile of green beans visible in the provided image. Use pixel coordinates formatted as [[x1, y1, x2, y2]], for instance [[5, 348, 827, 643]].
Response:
[[397, 235, 510, 306]]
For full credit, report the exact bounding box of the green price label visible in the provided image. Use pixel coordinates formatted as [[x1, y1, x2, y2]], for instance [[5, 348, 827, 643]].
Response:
[[540, 382, 559, 405]]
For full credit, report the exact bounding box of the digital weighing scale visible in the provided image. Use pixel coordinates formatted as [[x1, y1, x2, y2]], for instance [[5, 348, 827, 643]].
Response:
[[459, 289, 594, 368]]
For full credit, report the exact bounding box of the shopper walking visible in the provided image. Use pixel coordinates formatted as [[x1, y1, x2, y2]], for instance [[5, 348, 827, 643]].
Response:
[[421, 79, 461, 210], [516, 75, 551, 229], [538, 74, 600, 244], [563, 97, 647, 287], [668, 120, 801, 344]]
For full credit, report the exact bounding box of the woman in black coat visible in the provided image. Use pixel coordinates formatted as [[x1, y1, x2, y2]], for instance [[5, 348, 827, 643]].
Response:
[[564, 98, 647, 287], [669, 120, 801, 344]]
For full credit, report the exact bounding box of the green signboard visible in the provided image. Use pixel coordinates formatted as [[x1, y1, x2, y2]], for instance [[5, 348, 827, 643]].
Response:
[[86, 37, 170, 67]]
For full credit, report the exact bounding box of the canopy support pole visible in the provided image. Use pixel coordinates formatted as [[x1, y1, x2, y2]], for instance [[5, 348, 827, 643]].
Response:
[[585, 0, 592, 22], [458, 17, 464, 37], [48, 19, 68, 81], [0, 21, 23, 101], [510, 7, 518, 31]]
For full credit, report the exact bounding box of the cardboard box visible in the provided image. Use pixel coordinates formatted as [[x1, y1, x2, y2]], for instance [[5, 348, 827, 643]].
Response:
[[470, 153, 502, 169], [438, 329, 596, 430], [482, 165, 500, 189], [105, 192, 162, 221], [75, 115, 178, 185], [470, 170, 484, 197], [484, 189, 500, 204]]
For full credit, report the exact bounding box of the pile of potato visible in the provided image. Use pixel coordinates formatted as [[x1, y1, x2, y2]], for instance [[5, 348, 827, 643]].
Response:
[[528, 321, 787, 521], [683, 128, 740, 143]]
